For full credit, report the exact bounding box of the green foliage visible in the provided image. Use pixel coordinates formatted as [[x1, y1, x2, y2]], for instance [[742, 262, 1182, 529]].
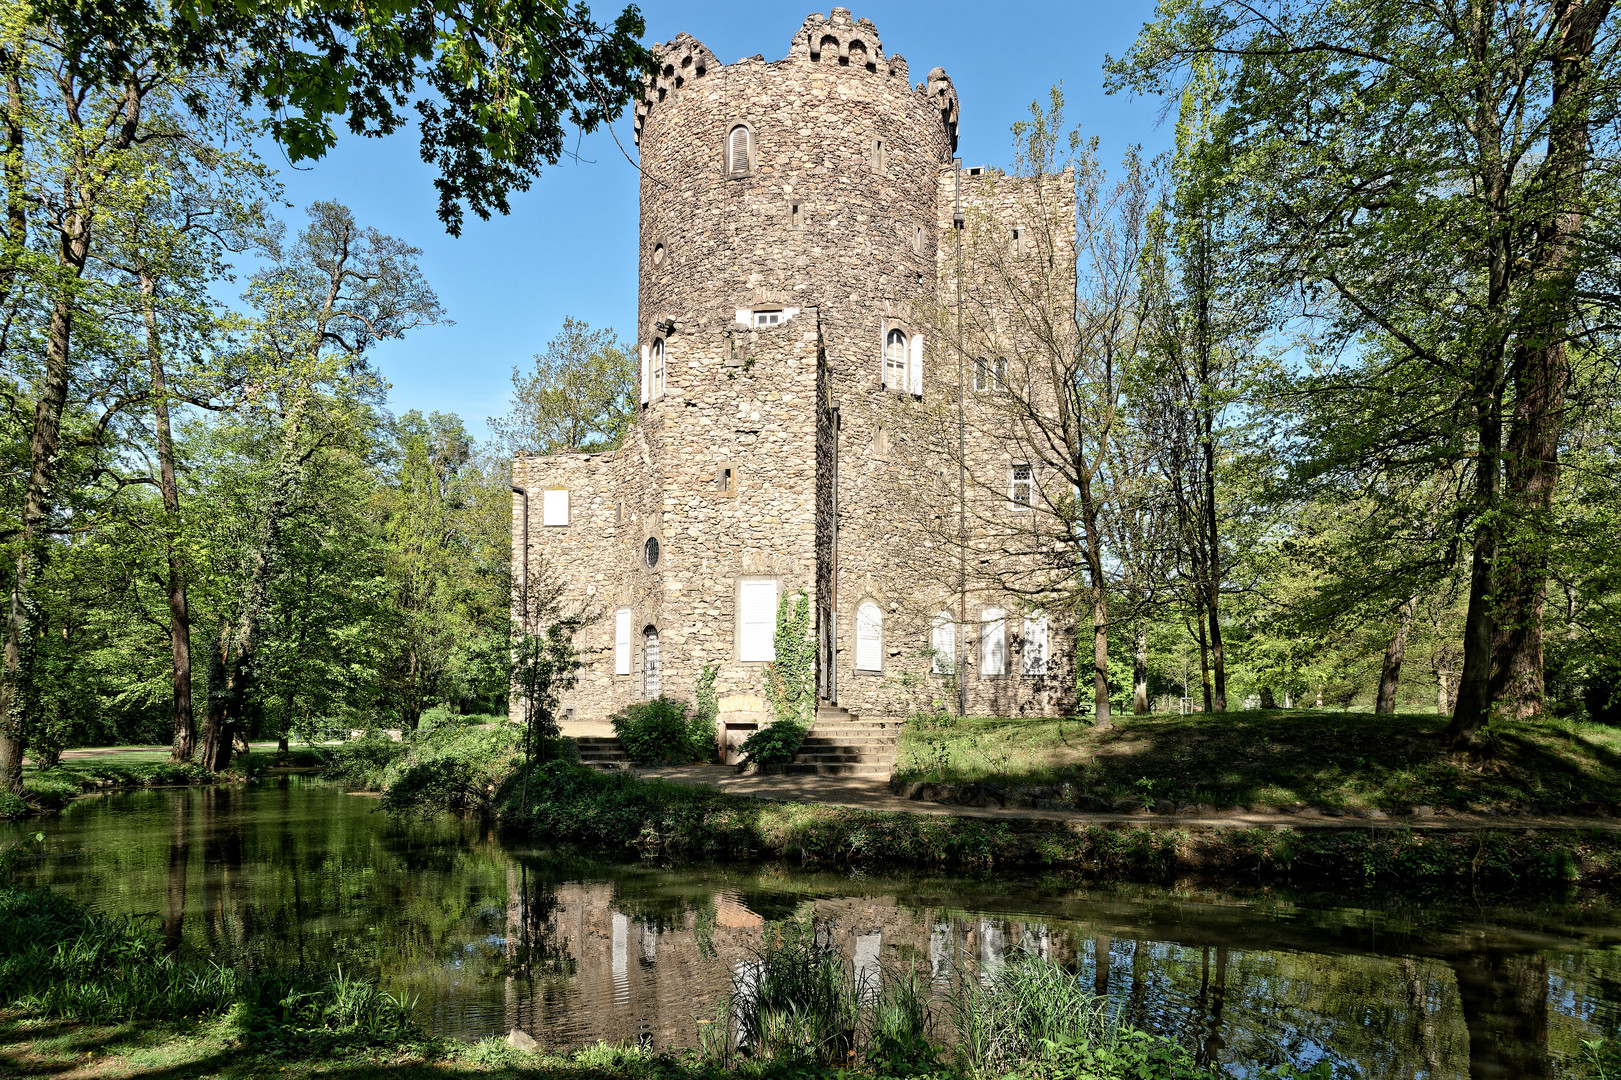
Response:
[[0, 885, 421, 1050], [378, 724, 523, 817], [490, 317, 638, 454], [695, 662, 720, 729], [323, 732, 409, 787], [764, 589, 816, 728], [739, 721, 808, 767], [611, 697, 714, 765], [723, 927, 861, 1066]]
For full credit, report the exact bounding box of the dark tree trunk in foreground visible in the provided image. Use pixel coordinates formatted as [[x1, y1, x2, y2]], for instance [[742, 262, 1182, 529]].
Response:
[[141, 274, 196, 762], [1376, 599, 1416, 715]]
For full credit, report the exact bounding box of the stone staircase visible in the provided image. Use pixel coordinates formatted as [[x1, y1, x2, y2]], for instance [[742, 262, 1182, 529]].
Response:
[[574, 735, 630, 771], [782, 701, 902, 777]]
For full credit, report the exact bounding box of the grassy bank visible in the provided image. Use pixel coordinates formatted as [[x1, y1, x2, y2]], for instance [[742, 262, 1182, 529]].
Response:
[[486, 761, 1621, 892], [896, 711, 1621, 814], [0, 882, 1322, 1080]]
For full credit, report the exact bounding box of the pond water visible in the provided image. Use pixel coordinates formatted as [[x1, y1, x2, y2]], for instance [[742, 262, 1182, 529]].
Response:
[[6, 776, 1621, 1079]]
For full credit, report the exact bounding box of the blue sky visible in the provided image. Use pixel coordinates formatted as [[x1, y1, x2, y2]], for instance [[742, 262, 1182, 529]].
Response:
[[262, 1, 1174, 442]]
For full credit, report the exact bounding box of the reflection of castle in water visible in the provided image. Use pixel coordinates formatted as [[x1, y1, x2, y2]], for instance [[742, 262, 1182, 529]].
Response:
[[494, 877, 1568, 1080]]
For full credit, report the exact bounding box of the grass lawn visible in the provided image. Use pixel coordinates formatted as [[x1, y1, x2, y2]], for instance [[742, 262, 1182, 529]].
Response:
[[894, 710, 1621, 813]]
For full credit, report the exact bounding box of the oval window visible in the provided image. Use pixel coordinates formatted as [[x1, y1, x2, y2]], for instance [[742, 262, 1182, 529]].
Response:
[[644, 537, 660, 568], [652, 242, 666, 266]]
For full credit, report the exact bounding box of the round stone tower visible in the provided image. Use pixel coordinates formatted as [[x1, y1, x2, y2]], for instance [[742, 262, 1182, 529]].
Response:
[[632, 9, 960, 345]]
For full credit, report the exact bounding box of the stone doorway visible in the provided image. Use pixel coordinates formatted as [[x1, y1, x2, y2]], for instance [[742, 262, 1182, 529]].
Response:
[[642, 626, 661, 699]]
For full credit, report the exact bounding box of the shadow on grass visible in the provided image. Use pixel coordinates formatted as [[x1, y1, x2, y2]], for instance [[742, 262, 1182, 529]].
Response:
[[896, 710, 1621, 811]]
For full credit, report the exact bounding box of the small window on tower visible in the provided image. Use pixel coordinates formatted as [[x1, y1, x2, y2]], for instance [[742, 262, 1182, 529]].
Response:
[[882, 328, 907, 390], [1010, 465, 1033, 511], [790, 202, 803, 229], [1011, 227, 1023, 256], [870, 136, 887, 170], [913, 225, 924, 256], [727, 124, 754, 177], [650, 338, 666, 398], [716, 465, 735, 493], [754, 310, 782, 327]]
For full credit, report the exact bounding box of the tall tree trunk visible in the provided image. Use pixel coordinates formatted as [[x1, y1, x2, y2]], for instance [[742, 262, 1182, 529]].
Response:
[[141, 274, 195, 762], [1490, 0, 1607, 719], [1376, 598, 1416, 715], [1091, 586, 1111, 728], [1194, 599, 1213, 714], [1201, 421, 1227, 712], [1132, 623, 1149, 715]]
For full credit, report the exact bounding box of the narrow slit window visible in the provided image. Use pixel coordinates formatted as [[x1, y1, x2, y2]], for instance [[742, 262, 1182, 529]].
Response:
[[717, 466, 735, 492], [882, 328, 907, 390], [913, 225, 924, 256], [791, 202, 802, 228]]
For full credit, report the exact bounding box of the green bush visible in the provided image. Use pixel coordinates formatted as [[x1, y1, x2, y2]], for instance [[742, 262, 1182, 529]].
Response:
[[323, 731, 408, 787], [0, 792, 28, 821], [739, 721, 807, 766], [379, 724, 522, 817], [611, 697, 715, 765]]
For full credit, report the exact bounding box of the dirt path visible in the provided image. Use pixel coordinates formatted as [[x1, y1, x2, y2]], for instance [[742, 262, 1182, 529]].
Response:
[[633, 764, 1621, 832]]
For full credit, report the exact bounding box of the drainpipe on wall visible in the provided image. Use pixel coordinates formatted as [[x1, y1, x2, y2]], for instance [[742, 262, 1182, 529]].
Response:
[[954, 157, 967, 717]]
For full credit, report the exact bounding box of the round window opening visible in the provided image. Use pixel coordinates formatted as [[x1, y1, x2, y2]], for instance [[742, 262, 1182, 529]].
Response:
[[644, 537, 660, 568], [651, 243, 666, 266]]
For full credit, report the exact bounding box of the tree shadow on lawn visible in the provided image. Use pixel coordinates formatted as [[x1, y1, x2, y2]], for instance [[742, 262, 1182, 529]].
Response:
[[905, 711, 1621, 812]]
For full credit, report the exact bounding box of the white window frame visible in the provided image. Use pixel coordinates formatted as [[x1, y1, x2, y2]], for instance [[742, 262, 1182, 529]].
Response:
[[855, 601, 883, 672], [1010, 465, 1033, 511], [614, 608, 632, 675], [738, 578, 778, 663], [541, 488, 569, 527], [980, 608, 1006, 677], [882, 328, 907, 390], [908, 334, 923, 396], [650, 338, 665, 399], [1022, 612, 1048, 676], [639, 344, 650, 405], [754, 310, 782, 327], [931, 612, 956, 674]]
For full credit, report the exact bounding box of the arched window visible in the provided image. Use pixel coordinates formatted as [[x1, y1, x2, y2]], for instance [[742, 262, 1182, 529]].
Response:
[[726, 124, 753, 177], [882, 329, 907, 390], [931, 612, 956, 674], [856, 601, 883, 672], [992, 356, 1007, 389], [650, 338, 665, 398], [642, 625, 661, 698]]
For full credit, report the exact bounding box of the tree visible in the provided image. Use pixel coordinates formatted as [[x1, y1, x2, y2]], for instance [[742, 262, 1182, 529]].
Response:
[[29, 0, 653, 234], [196, 202, 443, 771], [1111, 0, 1621, 736], [489, 317, 636, 455]]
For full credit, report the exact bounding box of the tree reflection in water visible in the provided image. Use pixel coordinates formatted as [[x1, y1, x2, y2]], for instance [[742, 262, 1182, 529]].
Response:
[[7, 777, 1621, 1078]]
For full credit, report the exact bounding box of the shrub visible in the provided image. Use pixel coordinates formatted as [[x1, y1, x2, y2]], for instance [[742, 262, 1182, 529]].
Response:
[[379, 725, 522, 817], [738, 721, 807, 766], [324, 731, 408, 787], [611, 697, 714, 765]]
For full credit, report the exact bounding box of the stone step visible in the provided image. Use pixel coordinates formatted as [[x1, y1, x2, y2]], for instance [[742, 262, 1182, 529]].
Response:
[[795, 752, 896, 764], [781, 762, 892, 776], [799, 736, 897, 747]]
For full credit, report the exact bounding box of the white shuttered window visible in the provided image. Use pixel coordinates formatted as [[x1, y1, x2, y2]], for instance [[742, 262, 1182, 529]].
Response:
[[980, 608, 1006, 676], [856, 601, 883, 671], [541, 488, 569, 527], [739, 579, 778, 662], [614, 608, 632, 675], [1022, 613, 1048, 675], [931, 612, 955, 674], [640, 344, 650, 405], [908, 334, 923, 396]]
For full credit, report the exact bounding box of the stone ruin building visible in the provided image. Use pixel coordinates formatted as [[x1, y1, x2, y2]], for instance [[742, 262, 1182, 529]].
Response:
[[512, 10, 1078, 747]]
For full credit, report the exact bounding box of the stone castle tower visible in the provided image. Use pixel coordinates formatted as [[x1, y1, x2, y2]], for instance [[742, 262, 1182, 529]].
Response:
[[513, 10, 1077, 740]]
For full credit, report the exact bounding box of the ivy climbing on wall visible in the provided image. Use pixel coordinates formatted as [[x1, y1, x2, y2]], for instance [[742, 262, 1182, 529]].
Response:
[[764, 589, 815, 727]]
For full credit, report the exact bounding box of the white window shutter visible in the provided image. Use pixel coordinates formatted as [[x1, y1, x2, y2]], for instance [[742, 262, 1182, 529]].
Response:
[[931, 613, 955, 674], [640, 344, 650, 405], [739, 579, 778, 662], [614, 608, 632, 675], [1023, 614, 1048, 675], [856, 602, 883, 671], [981, 608, 1006, 676], [541, 488, 569, 526], [908, 334, 923, 396]]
